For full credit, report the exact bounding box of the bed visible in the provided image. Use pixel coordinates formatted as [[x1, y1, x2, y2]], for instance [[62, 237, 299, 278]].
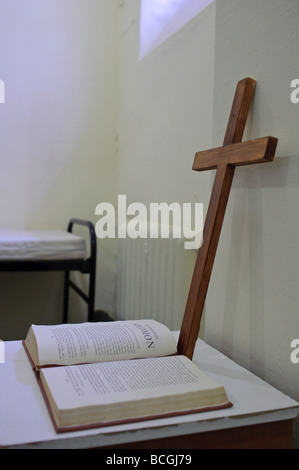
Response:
[[0, 219, 96, 323]]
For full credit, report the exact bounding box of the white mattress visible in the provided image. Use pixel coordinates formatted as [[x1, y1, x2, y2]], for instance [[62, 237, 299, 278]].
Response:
[[0, 230, 86, 261]]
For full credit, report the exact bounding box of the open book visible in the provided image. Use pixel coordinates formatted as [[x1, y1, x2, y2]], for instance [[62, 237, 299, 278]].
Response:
[[23, 320, 232, 433]]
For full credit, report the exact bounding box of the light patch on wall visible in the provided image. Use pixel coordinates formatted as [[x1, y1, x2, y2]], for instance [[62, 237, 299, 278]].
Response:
[[139, 0, 214, 59]]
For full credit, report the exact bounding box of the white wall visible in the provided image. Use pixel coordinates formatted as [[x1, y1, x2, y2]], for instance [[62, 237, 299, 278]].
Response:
[[0, 0, 118, 338], [0, 0, 216, 340], [115, 0, 216, 330], [116, 1, 215, 208], [204, 0, 299, 447]]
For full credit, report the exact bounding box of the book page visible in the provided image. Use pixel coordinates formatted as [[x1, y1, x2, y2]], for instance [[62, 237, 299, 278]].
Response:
[[32, 320, 177, 367], [40, 355, 227, 426]]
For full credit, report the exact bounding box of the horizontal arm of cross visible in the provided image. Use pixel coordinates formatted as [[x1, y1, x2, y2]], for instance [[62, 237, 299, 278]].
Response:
[[193, 136, 278, 172]]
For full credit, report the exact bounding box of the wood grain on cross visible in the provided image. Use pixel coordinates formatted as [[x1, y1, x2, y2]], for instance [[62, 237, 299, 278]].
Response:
[[178, 78, 278, 359]]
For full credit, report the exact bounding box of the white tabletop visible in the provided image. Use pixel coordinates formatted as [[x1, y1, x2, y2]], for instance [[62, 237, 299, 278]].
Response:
[[0, 334, 298, 449]]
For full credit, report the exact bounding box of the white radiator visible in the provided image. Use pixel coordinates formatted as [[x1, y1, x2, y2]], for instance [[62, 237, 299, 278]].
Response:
[[116, 223, 197, 330]]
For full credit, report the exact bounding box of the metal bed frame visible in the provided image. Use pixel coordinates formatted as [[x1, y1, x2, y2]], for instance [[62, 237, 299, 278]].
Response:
[[0, 218, 97, 323]]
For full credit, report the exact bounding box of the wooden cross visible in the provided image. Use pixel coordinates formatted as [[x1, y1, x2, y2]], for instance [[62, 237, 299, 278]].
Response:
[[178, 78, 278, 359]]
